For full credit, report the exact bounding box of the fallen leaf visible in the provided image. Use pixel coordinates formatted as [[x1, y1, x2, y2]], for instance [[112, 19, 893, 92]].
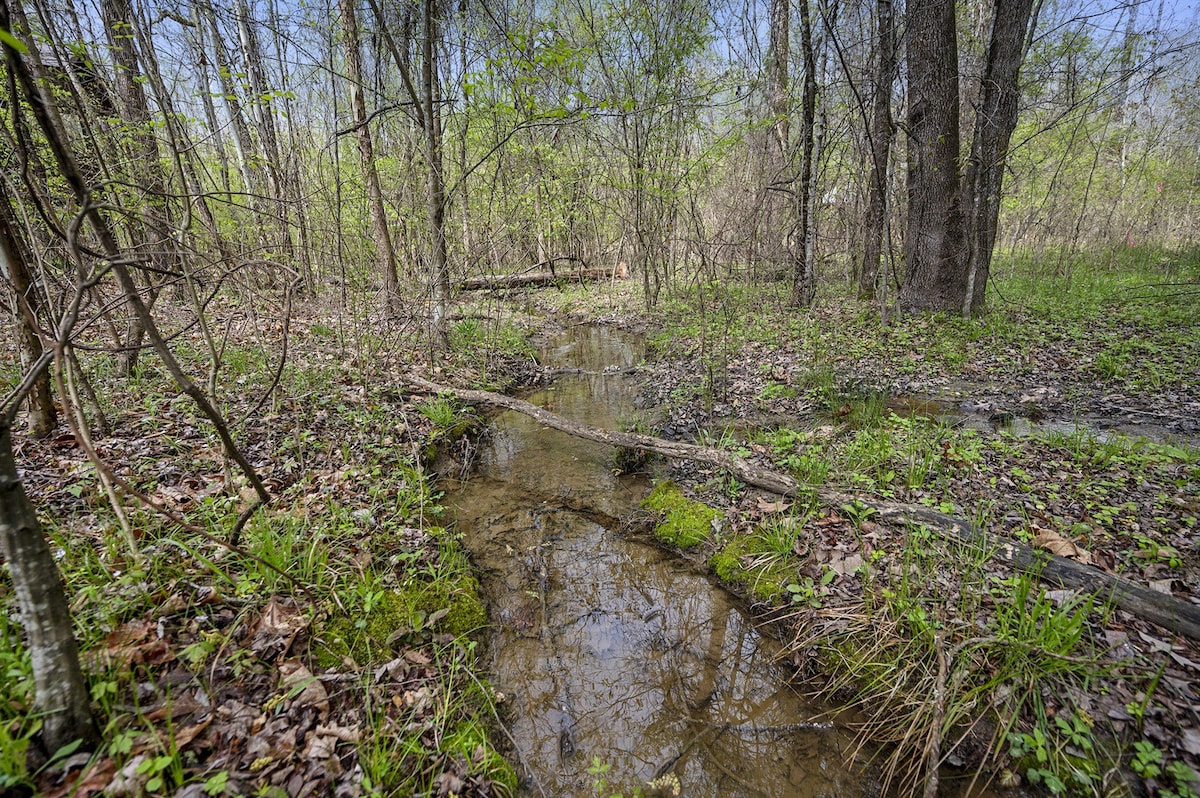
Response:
[[249, 598, 309, 658], [1030, 530, 1092, 565], [830, 553, 864, 578], [1137, 631, 1174, 654], [40, 758, 115, 798], [279, 660, 330, 719], [756, 498, 791, 514]]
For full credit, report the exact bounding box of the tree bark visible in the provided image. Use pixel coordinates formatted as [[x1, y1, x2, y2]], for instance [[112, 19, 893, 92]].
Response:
[[403, 376, 1200, 643], [763, 0, 790, 268], [899, 0, 967, 315], [962, 0, 1039, 316], [422, 0, 452, 347], [101, 0, 174, 374], [790, 0, 818, 307], [859, 0, 895, 301], [198, 1, 267, 213], [191, 4, 232, 196], [0, 417, 99, 754]]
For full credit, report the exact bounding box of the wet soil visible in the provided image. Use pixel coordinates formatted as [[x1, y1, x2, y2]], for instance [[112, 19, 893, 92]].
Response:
[[446, 327, 864, 797]]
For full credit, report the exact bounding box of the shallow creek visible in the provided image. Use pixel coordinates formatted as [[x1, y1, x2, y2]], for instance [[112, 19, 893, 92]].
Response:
[[447, 327, 863, 797]]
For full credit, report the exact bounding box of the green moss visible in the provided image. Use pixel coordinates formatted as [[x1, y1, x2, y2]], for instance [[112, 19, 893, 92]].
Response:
[[641, 480, 720, 547], [709, 537, 790, 602], [413, 575, 488, 637], [710, 541, 747, 584], [316, 590, 411, 668], [314, 574, 487, 668]]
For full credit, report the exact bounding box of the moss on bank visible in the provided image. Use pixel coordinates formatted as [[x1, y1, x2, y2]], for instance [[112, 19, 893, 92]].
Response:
[[641, 480, 721, 547]]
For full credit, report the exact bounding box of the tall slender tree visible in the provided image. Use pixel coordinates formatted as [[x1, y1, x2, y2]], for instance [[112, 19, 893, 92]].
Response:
[[791, 0, 818, 306], [0, 179, 55, 438], [962, 0, 1040, 315], [859, 0, 895, 301], [339, 0, 402, 314]]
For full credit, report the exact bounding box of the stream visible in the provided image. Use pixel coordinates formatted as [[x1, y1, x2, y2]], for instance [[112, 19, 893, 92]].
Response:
[[447, 327, 864, 797]]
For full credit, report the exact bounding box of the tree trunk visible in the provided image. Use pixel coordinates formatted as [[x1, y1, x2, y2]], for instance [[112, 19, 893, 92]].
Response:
[[764, 0, 790, 268], [790, 0, 818, 307], [899, 0, 967, 315], [962, 0, 1038, 316], [100, 0, 173, 375], [422, 0, 452, 347], [859, 0, 895, 301], [0, 181, 55, 438], [459, 263, 619, 291], [199, 2, 267, 214], [191, 3, 232, 197], [0, 417, 99, 754], [339, 0, 402, 314]]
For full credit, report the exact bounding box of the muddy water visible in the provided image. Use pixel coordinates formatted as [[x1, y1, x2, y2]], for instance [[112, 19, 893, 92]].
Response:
[[448, 327, 863, 797]]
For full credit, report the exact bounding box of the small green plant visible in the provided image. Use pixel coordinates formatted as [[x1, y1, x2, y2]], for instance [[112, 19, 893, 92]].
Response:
[[419, 396, 467, 433], [1133, 535, 1183, 568], [1006, 712, 1101, 795], [202, 769, 231, 796], [1132, 740, 1165, 779], [785, 570, 834, 608], [1131, 741, 1200, 798], [841, 500, 878, 529], [759, 381, 798, 401]]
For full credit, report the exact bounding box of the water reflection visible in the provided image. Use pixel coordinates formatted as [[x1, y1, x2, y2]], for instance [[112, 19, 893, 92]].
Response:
[[449, 327, 861, 797]]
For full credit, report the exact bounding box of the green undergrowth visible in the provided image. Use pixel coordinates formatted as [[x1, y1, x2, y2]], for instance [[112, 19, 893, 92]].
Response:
[[641, 480, 720, 547], [0, 347, 513, 796], [700, 501, 1153, 795], [645, 248, 1199, 399]]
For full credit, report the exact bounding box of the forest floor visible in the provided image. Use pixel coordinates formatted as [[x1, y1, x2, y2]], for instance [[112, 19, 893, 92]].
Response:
[[2, 255, 1199, 797]]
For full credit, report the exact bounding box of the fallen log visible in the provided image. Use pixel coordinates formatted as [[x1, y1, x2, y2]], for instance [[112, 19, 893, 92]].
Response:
[[404, 376, 1200, 642], [459, 263, 619, 292]]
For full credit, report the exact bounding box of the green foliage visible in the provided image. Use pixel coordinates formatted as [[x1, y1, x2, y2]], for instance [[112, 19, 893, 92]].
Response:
[[419, 396, 474, 436], [641, 480, 720, 547]]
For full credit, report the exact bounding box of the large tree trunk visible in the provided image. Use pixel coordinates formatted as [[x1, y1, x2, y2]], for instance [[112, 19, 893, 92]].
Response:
[[962, 0, 1039, 316], [899, 0, 967, 315], [0, 124, 93, 747], [859, 0, 895, 301], [0, 418, 98, 754], [339, 0, 402, 314]]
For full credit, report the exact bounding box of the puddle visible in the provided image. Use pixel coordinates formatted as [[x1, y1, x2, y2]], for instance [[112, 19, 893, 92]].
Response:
[[888, 392, 1196, 447], [447, 327, 865, 797]]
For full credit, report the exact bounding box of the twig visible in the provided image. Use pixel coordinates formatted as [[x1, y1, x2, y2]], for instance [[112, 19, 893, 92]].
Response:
[[921, 632, 950, 798]]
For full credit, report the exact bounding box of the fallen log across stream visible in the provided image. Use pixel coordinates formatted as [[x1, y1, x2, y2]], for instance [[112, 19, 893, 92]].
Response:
[[459, 264, 619, 291], [403, 376, 1200, 642]]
